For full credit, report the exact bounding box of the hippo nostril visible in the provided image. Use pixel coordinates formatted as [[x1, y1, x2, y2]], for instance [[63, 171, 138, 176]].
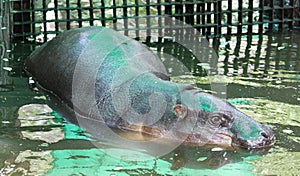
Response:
[[261, 132, 269, 139]]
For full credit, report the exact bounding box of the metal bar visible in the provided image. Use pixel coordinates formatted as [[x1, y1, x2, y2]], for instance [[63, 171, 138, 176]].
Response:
[[175, 0, 183, 22], [206, 1, 212, 36], [30, 0, 36, 41], [66, 0, 70, 29], [89, 0, 94, 26], [134, 0, 139, 39], [11, 0, 300, 41], [164, 0, 172, 36], [157, 0, 162, 39], [237, 0, 243, 34], [185, 0, 194, 25], [146, 0, 150, 38], [101, 0, 105, 26], [258, 0, 264, 33], [174, 0, 183, 41], [42, 0, 47, 41], [213, 1, 218, 36], [112, 0, 117, 29], [217, 0, 222, 36], [123, 0, 128, 35], [278, 0, 284, 30], [295, 0, 300, 27], [77, 0, 82, 27], [227, 0, 232, 35], [248, 0, 253, 34], [196, 3, 201, 32], [289, 0, 294, 28], [0, 0, 13, 90], [54, 0, 59, 31]]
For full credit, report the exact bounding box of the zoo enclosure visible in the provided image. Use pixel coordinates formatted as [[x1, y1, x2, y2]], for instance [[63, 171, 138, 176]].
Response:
[[5, 0, 300, 43], [0, 0, 300, 85]]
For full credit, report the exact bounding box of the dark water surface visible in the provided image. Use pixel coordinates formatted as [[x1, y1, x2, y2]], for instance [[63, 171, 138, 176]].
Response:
[[0, 31, 299, 175]]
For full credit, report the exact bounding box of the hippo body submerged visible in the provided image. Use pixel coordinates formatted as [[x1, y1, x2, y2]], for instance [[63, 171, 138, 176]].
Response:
[[25, 27, 275, 150]]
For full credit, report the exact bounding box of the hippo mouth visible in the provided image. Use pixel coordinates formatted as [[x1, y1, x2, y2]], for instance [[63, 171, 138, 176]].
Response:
[[231, 133, 276, 150], [230, 124, 276, 150], [186, 130, 275, 150], [213, 131, 276, 150]]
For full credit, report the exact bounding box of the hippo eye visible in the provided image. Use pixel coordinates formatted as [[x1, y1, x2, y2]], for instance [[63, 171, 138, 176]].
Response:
[[209, 114, 223, 127], [209, 113, 233, 128]]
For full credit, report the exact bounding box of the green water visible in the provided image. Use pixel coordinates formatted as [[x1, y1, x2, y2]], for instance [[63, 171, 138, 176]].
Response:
[[0, 32, 299, 176]]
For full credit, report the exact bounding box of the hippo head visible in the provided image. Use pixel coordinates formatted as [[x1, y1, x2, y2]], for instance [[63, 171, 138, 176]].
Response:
[[173, 90, 275, 150]]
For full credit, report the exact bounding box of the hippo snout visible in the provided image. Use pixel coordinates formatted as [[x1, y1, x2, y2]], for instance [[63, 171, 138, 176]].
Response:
[[232, 125, 275, 149], [256, 126, 275, 147], [260, 126, 275, 145]]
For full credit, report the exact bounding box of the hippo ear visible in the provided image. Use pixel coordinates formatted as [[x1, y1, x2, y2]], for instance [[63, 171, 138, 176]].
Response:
[[173, 104, 188, 120]]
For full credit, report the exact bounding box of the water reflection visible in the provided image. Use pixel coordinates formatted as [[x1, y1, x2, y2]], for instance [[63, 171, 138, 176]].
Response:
[[218, 33, 300, 76], [1, 102, 269, 175], [147, 31, 300, 77]]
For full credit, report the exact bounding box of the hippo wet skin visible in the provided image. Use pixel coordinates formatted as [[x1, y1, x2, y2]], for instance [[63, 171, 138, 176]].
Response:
[[25, 26, 275, 150]]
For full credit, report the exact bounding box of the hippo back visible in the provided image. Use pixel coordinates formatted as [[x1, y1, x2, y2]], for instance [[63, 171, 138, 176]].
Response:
[[25, 27, 168, 109]]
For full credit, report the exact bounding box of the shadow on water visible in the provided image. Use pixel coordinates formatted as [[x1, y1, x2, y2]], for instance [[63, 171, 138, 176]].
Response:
[[0, 31, 299, 175]]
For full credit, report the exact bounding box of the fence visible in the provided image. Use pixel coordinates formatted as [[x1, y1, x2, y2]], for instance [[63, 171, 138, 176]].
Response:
[[0, 0, 299, 82], [0, 0, 13, 91], [7, 0, 300, 43]]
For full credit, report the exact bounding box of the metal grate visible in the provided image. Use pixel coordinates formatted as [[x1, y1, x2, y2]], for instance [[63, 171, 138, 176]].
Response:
[[0, 0, 13, 91], [8, 0, 300, 43]]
